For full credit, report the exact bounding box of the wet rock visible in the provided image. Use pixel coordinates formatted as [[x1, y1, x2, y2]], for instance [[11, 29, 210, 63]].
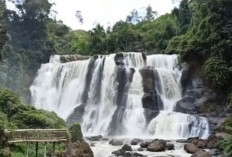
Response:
[[131, 138, 143, 145], [109, 139, 124, 146], [112, 149, 125, 156], [102, 137, 109, 141], [60, 54, 90, 63], [191, 150, 211, 157], [122, 144, 132, 151], [166, 143, 175, 150], [86, 135, 103, 141], [184, 143, 200, 154], [90, 143, 95, 147], [175, 96, 197, 114], [114, 53, 125, 66], [123, 152, 145, 157], [207, 135, 222, 149], [138, 148, 144, 151], [191, 139, 208, 149], [140, 141, 151, 148], [63, 142, 93, 157], [133, 153, 145, 157], [147, 140, 166, 152]]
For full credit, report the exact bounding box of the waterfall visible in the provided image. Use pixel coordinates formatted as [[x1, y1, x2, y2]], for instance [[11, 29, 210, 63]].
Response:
[[30, 52, 209, 140]]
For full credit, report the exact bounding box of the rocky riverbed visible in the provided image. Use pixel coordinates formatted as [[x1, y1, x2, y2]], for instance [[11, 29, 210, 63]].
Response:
[[85, 135, 225, 157]]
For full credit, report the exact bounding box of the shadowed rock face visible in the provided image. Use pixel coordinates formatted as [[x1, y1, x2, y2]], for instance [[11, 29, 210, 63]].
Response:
[[139, 66, 163, 124], [63, 142, 93, 157], [108, 53, 136, 135], [175, 62, 216, 114]]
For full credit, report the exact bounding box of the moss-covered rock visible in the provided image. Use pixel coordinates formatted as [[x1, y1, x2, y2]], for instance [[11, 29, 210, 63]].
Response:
[[69, 123, 83, 143]]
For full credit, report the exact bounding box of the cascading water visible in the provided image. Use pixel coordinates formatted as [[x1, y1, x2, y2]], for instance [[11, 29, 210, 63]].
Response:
[[30, 52, 209, 140]]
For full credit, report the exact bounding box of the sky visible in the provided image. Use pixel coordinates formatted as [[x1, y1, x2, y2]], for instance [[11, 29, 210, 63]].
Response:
[[7, 0, 179, 31], [49, 0, 179, 30]]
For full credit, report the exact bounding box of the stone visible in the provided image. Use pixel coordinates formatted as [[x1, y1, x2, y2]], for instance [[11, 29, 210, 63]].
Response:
[[147, 140, 166, 152], [131, 138, 143, 145], [86, 135, 103, 141], [60, 54, 90, 63], [112, 149, 125, 156], [191, 139, 207, 149], [184, 143, 200, 154], [166, 143, 175, 150], [63, 142, 93, 157], [114, 53, 124, 66], [191, 150, 211, 157], [175, 96, 197, 114], [122, 144, 132, 151], [140, 142, 151, 148], [109, 139, 124, 146]]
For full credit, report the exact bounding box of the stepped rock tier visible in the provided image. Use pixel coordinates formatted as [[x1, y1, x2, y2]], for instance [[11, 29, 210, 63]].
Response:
[[30, 52, 209, 140]]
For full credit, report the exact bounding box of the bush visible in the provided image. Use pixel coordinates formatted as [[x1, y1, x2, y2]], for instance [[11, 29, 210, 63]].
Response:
[[203, 57, 231, 90], [69, 123, 83, 143], [221, 136, 232, 157]]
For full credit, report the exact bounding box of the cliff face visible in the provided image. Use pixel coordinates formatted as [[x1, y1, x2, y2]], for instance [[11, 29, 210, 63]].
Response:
[[175, 54, 232, 134]]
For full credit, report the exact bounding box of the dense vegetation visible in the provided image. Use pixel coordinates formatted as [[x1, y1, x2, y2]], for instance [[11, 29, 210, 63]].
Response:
[[0, 88, 66, 156]]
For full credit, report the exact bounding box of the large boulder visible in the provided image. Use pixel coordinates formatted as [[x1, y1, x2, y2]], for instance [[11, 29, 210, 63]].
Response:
[[140, 141, 151, 148], [112, 149, 125, 156], [191, 139, 208, 149], [122, 144, 132, 151], [147, 140, 166, 152], [166, 143, 175, 150], [191, 150, 211, 157], [109, 139, 124, 146], [114, 53, 125, 66], [175, 96, 197, 114], [131, 138, 143, 145], [184, 143, 200, 154], [63, 142, 93, 157]]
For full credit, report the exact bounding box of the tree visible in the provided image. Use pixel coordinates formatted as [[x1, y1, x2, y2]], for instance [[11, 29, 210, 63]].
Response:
[[0, 0, 7, 57], [76, 10, 83, 24], [89, 24, 107, 54], [144, 5, 157, 21], [178, 0, 191, 33], [126, 9, 141, 24]]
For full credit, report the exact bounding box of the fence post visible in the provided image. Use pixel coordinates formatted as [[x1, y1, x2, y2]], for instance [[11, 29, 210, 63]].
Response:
[[35, 142, 38, 157], [44, 142, 47, 157]]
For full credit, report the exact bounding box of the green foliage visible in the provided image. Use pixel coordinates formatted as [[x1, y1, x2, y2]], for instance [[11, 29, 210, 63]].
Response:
[[221, 136, 232, 156], [203, 57, 231, 90], [0, 88, 66, 156], [137, 14, 179, 52], [0, 0, 7, 55], [0, 0, 54, 99], [69, 123, 83, 143]]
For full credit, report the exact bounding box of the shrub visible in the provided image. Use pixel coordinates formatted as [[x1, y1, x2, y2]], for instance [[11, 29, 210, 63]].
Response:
[[203, 57, 231, 90], [221, 136, 232, 157]]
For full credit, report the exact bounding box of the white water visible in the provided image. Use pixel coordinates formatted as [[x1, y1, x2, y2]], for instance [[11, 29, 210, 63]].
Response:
[[30, 52, 209, 140]]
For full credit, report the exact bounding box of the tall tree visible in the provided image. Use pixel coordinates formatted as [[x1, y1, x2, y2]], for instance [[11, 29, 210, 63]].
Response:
[[144, 5, 157, 21], [126, 9, 141, 24], [0, 0, 7, 56]]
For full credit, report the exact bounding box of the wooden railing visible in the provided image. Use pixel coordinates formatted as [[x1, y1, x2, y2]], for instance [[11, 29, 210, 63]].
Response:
[[5, 129, 69, 157]]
